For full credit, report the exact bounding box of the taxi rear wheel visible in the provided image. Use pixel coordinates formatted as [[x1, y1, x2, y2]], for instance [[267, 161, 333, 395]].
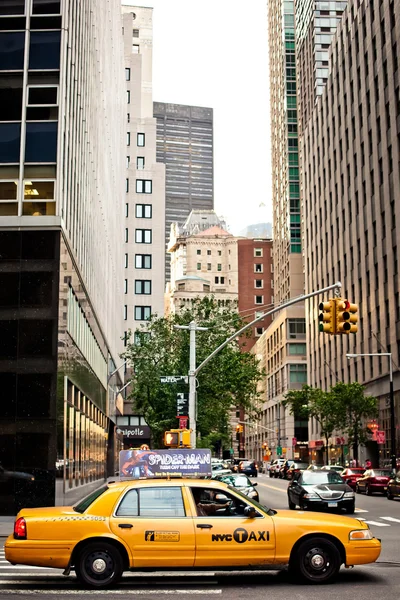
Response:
[[75, 542, 123, 588], [291, 537, 341, 584]]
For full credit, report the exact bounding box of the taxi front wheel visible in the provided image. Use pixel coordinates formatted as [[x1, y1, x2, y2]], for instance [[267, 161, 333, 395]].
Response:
[[75, 542, 123, 588], [290, 537, 341, 584]]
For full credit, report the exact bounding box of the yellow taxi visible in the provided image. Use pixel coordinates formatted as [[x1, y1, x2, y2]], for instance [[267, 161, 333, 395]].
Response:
[[5, 477, 381, 587]]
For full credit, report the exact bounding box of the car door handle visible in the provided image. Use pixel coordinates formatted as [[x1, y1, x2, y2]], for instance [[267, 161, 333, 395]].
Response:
[[118, 523, 133, 529], [196, 524, 213, 529]]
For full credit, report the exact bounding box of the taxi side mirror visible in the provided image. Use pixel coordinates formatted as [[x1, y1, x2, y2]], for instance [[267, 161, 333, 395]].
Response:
[[244, 506, 257, 519], [215, 493, 230, 504]]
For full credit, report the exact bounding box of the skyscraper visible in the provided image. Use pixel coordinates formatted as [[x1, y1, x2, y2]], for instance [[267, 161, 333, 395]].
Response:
[[0, 0, 126, 513], [153, 102, 214, 281]]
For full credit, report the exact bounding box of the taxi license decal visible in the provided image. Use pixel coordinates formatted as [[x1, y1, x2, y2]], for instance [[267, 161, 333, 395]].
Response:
[[145, 530, 180, 542], [212, 528, 269, 543]]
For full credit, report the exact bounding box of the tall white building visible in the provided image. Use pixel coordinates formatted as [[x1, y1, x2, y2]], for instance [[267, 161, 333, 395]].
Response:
[[122, 5, 166, 338]]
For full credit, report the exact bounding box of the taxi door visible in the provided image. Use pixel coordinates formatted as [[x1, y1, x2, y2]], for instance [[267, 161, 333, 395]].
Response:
[[189, 487, 275, 567], [109, 485, 195, 568]]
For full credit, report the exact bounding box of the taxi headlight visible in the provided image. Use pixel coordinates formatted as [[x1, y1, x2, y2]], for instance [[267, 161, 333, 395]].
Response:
[[344, 491, 355, 497], [349, 529, 373, 540]]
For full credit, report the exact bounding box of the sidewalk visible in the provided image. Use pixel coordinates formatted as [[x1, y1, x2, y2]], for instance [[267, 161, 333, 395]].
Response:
[[0, 517, 14, 538]]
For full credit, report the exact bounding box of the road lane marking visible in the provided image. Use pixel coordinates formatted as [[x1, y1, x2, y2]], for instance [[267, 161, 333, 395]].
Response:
[[380, 517, 400, 523], [358, 519, 390, 527], [354, 508, 369, 513], [256, 482, 287, 493], [0, 590, 222, 596]]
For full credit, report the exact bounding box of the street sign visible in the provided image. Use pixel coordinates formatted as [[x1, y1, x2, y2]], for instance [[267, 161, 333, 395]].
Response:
[[292, 437, 297, 446], [376, 430, 386, 444], [178, 417, 188, 429], [176, 392, 189, 417], [277, 445, 282, 455], [343, 445, 349, 455], [160, 375, 188, 384]]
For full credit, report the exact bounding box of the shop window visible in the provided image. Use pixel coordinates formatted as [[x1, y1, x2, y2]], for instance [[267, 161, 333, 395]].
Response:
[[0, 32, 25, 70], [0, 123, 21, 163], [25, 122, 58, 162], [29, 31, 61, 70]]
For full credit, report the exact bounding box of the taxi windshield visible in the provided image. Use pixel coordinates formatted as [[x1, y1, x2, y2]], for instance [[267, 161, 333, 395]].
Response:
[[221, 475, 250, 487]]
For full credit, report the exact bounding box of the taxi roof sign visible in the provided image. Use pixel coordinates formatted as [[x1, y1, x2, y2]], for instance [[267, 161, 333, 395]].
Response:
[[119, 448, 212, 480]]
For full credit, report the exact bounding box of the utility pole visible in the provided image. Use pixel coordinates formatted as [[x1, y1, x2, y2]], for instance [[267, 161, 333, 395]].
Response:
[[175, 321, 208, 448]]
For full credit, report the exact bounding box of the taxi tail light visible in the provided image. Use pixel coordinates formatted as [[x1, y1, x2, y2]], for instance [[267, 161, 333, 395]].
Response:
[[14, 517, 27, 540]]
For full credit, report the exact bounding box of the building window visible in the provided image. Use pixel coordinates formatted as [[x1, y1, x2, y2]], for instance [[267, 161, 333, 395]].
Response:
[[125, 228, 128, 242], [32, 0, 61, 14], [255, 296, 263, 304], [127, 91, 130, 104], [135, 229, 152, 243], [197, 263, 201, 270], [126, 156, 130, 168], [125, 68, 130, 81], [255, 327, 264, 336], [25, 122, 58, 162], [137, 156, 145, 169], [124, 253, 128, 268], [288, 318, 306, 339], [207, 250, 211, 255], [207, 263, 211, 270], [289, 364, 307, 384], [217, 264, 222, 271], [288, 343, 306, 355], [135, 280, 151, 295], [254, 264, 263, 272], [218, 250, 222, 256], [197, 249, 201, 255], [126, 178, 129, 192], [135, 204, 152, 218], [178, 283, 185, 291], [127, 113, 130, 123], [125, 203, 129, 217], [135, 306, 151, 321], [255, 279, 263, 288], [29, 31, 61, 70], [127, 132, 130, 146], [254, 248, 263, 257], [132, 44, 139, 54], [124, 305, 127, 320], [215, 277, 219, 283], [135, 254, 152, 269], [255, 311, 263, 319], [220, 277, 225, 284], [124, 279, 128, 294], [133, 29, 139, 37], [136, 179, 152, 194], [137, 133, 145, 146], [203, 284, 210, 292], [0, 32, 25, 70]]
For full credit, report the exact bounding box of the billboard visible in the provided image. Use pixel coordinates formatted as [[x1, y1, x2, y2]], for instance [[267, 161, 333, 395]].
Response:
[[119, 449, 212, 479]]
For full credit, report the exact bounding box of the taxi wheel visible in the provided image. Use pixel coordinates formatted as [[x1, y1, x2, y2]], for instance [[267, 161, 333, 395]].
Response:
[[291, 537, 341, 584], [75, 542, 123, 588]]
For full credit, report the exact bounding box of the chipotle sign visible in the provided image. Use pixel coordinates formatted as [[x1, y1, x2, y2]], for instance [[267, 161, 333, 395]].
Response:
[[116, 426, 151, 438]]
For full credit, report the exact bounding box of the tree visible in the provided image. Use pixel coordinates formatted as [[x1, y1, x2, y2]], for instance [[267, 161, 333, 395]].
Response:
[[123, 297, 264, 448], [283, 385, 342, 464], [330, 382, 378, 462]]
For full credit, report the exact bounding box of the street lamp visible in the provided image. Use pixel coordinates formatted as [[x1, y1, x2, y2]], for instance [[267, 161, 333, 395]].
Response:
[[346, 352, 396, 473]]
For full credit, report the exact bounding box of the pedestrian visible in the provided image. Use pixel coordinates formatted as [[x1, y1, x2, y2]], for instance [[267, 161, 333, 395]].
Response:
[[365, 459, 372, 469]]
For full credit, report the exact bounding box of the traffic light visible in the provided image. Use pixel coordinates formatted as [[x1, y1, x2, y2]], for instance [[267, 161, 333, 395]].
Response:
[[336, 299, 358, 334], [164, 429, 191, 447], [318, 299, 336, 334], [164, 431, 179, 446], [262, 442, 268, 450]]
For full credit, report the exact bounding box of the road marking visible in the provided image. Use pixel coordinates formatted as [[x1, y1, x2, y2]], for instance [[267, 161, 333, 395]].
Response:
[[380, 517, 400, 524], [359, 520, 390, 527], [0, 590, 222, 596], [354, 508, 369, 513], [256, 482, 286, 493]]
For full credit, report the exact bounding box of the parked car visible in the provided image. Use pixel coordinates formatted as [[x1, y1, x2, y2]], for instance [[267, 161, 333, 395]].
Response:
[[286, 461, 309, 480], [340, 468, 366, 490], [386, 471, 400, 500], [307, 464, 323, 471], [231, 458, 250, 473], [238, 460, 258, 478], [356, 469, 392, 495], [269, 458, 285, 478], [211, 463, 231, 476], [287, 469, 355, 514], [278, 460, 294, 479], [213, 473, 259, 502]]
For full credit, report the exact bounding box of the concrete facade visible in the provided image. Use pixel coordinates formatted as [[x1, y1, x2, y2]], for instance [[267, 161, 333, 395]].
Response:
[[303, 0, 400, 462], [153, 102, 214, 282], [122, 5, 166, 340]]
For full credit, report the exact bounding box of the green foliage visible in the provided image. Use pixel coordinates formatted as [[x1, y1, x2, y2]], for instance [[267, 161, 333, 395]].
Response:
[[122, 297, 264, 448]]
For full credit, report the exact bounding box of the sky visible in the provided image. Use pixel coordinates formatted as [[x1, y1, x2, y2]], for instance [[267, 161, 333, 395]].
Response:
[[122, 0, 272, 235]]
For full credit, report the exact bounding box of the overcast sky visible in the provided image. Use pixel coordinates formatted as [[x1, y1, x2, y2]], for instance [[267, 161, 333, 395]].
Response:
[[122, 0, 272, 235]]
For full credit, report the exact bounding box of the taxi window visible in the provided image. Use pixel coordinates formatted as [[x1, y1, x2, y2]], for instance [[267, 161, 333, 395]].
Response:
[[116, 487, 185, 518], [74, 485, 108, 513]]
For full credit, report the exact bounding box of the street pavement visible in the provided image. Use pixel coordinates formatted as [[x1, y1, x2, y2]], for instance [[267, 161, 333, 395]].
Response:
[[0, 473, 399, 599]]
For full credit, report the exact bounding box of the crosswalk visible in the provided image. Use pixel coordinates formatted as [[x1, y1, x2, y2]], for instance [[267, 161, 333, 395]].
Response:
[[358, 515, 400, 527]]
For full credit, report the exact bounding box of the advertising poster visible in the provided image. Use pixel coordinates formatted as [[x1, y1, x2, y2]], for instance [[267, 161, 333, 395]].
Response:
[[119, 448, 212, 479]]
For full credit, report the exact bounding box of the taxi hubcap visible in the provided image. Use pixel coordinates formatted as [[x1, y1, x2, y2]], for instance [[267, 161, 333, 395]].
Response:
[[310, 554, 325, 569], [92, 558, 107, 573]]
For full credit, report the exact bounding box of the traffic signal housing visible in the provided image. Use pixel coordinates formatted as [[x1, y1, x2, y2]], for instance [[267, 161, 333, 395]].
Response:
[[336, 299, 358, 334], [318, 299, 336, 334], [164, 429, 191, 448]]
